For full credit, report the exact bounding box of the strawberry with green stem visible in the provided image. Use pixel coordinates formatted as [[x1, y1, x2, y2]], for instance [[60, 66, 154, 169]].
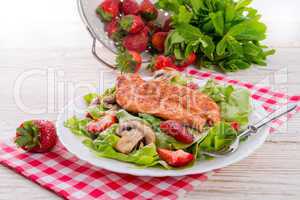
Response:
[[116, 49, 142, 73], [96, 0, 120, 22], [140, 0, 158, 21], [119, 15, 145, 34], [147, 55, 174, 71], [15, 120, 57, 153]]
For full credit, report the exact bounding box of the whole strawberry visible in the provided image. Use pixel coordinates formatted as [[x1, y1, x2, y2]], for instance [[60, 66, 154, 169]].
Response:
[[15, 120, 57, 153], [96, 0, 120, 22], [116, 50, 142, 73], [122, 31, 148, 52], [122, 0, 140, 15], [140, 26, 150, 37], [176, 52, 197, 68], [151, 32, 168, 52], [147, 55, 174, 71], [104, 18, 120, 41], [163, 18, 173, 32], [120, 15, 145, 34], [140, 0, 158, 21], [146, 21, 162, 34]]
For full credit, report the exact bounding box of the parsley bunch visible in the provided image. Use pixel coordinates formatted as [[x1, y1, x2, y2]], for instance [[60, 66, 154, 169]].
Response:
[[156, 0, 275, 72]]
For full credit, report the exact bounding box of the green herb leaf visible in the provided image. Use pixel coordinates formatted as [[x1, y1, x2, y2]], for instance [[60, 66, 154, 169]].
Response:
[[210, 11, 224, 36]]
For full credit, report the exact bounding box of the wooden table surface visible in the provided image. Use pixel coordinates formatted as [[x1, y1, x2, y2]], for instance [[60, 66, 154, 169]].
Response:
[[0, 0, 299, 199]]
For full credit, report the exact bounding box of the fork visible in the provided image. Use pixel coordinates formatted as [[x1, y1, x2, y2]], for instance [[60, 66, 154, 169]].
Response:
[[201, 103, 297, 158]]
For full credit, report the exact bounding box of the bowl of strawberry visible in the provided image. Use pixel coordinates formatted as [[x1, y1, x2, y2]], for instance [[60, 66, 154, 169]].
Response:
[[77, 0, 197, 73]]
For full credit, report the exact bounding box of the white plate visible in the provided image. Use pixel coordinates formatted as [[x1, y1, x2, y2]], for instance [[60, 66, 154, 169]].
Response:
[[56, 78, 269, 177]]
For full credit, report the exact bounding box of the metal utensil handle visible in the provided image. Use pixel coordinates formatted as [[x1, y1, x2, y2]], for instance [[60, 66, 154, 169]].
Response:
[[238, 103, 297, 139], [254, 103, 297, 129]]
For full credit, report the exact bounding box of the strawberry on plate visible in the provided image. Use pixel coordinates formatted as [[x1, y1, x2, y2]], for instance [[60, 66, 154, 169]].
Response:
[[120, 15, 145, 34], [122, 0, 140, 15], [147, 55, 174, 71], [151, 32, 168, 52], [86, 114, 117, 134], [160, 120, 194, 144], [116, 50, 142, 73], [15, 120, 57, 153], [122, 31, 148, 52], [157, 148, 194, 167], [140, 0, 158, 21], [96, 0, 120, 22]]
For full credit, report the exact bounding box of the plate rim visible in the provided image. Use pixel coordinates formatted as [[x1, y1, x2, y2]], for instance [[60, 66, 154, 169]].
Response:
[[56, 94, 269, 177]]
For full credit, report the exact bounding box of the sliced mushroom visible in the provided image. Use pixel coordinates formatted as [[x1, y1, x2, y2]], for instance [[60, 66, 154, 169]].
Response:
[[115, 129, 144, 154], [102, 94, 116, 109], [117, 120, 156, 144]]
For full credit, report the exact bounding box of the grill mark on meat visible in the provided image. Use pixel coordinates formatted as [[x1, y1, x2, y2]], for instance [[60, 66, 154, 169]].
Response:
[[116, 74, 221, 131]]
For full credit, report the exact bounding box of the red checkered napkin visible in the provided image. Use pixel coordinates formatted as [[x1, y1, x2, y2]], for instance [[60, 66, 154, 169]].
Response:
[[1, 68, 299, 200]]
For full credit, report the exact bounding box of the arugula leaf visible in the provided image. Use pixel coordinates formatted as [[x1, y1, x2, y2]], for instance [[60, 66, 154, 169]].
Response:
[[210, 11, 224, 36], [173, 6, 193, 24], [157, 0, 275, 72]]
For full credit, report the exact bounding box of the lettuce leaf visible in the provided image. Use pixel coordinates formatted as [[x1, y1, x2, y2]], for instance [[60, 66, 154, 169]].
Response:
[[116, 109, 142, 123], [199, 122, 237, 153], [83, 130, 160, 167], [83, 93, 98, 105], [201, 80, 251, 126], [138, 113, 207, 150], [64, 116, 91, 138]]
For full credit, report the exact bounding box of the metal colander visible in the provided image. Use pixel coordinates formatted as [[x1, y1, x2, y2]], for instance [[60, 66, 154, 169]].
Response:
[[77, 0, 168, 69]]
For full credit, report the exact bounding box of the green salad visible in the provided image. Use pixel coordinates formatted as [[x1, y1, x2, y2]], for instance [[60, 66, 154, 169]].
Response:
[[65, 73, 251, 169]]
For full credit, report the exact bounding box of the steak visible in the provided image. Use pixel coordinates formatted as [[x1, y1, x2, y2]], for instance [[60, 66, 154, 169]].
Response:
[[116, 74, 221, 131]]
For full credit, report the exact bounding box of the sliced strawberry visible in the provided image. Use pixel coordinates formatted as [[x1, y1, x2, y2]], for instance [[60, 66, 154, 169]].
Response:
[[122, 31, 148, 52], [96, 0, 120, 22], [157, 148, 194, 167], [230, 121, 240, 131], [15, 120, 57, 153], [151, 32, 168, 52], [116, 50, 142, 73], [86, 114, 117, 134], [160, 120, 194, 144], [122, 0, 140, 15], [140, 0, 158, 21], [120, 15, 145, 34], [147, 55, 174, 71]]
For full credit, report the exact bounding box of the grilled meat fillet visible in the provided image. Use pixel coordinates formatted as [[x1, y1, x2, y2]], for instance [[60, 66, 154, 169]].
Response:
[[116, 74, 221, 131]]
